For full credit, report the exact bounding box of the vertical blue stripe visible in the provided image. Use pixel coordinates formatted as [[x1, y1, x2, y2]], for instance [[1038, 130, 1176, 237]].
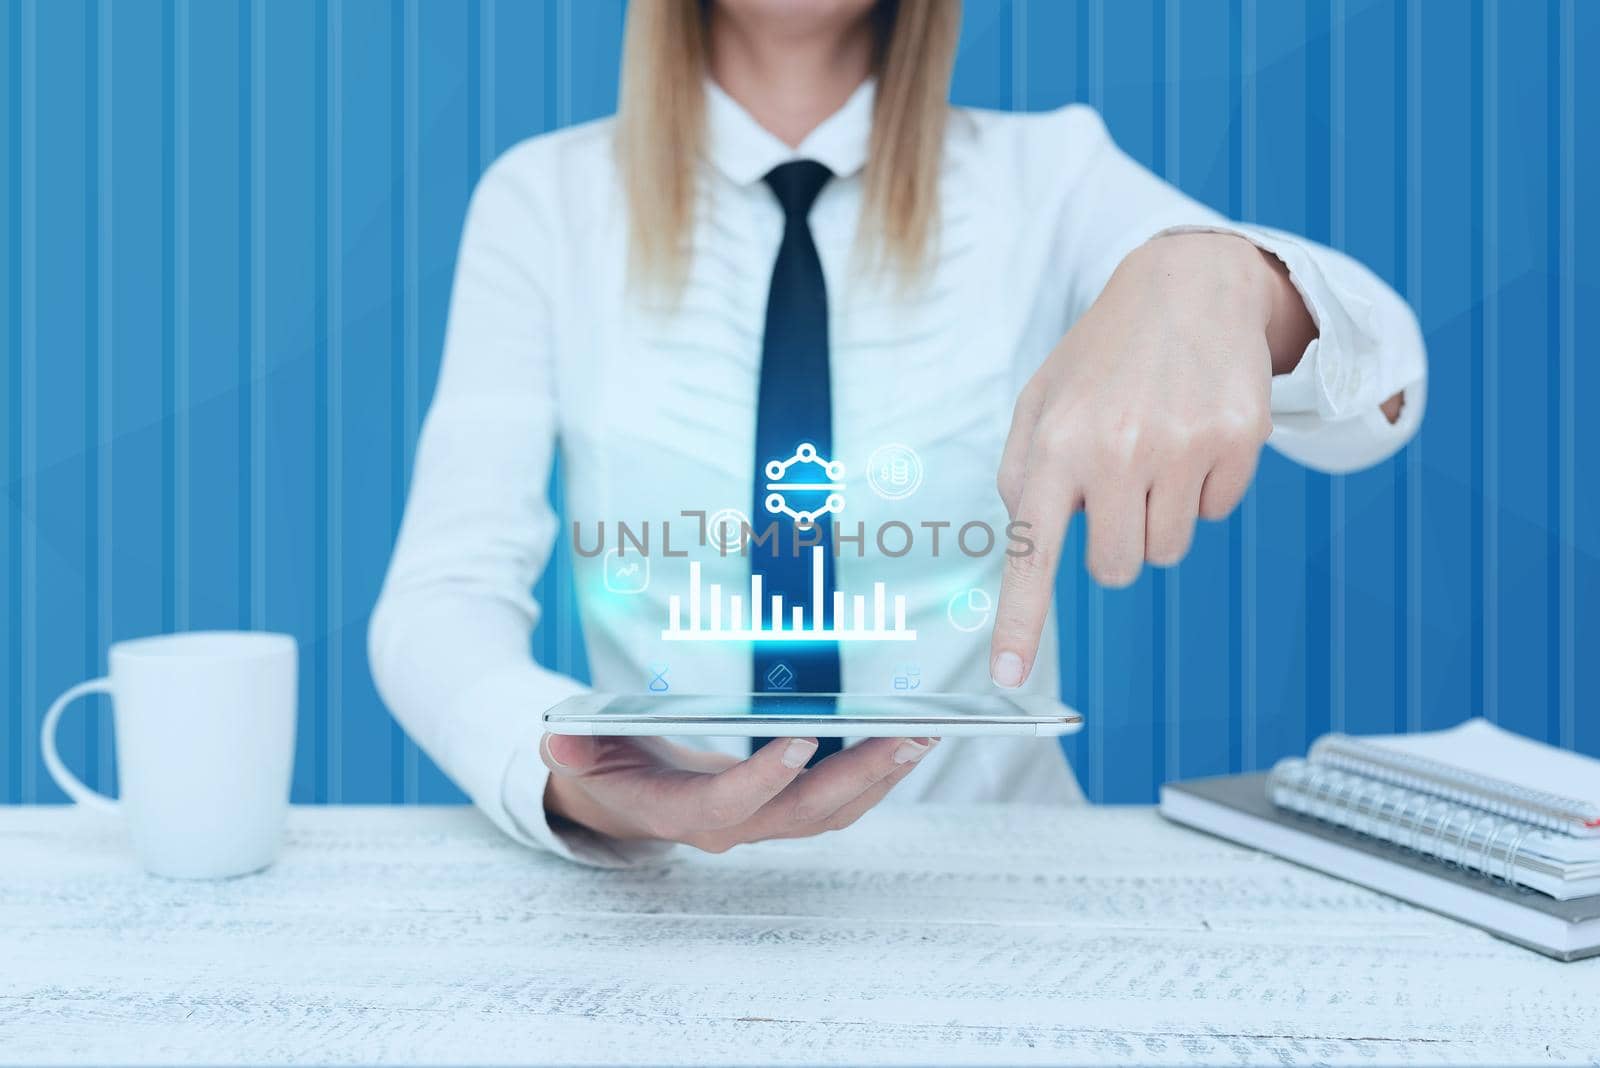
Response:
[[388, 2, 407, 804], [330, 0, 389, 801], [998, 0, 1011, 109], [171, 0, 189, 633], [1227, 0, 1243, 774], [1557, 0, 1576, 750], [1486, 3, 1550, 743], [1468, 0, 1484, 723], [1011, 0, 1026, 110], [1252, 0, 1310, 768], [1087, 0, 1104, 800], [1481, 0, 1499, 726], [6, 0, 23, 804], [1416, 1, 1474, 735], [92, 0, 111, 788], [1393, 0, 1410, 735], [1302, 0, 1331, 751], [325, 0, 344, 803], [248, 0, 266, 635], [83, 0, 101, 792], [1332, 0, 1399, 742], [556, 0, 570, 127], [544, 0, 558, 129], [400, 0, 419, 802], [236, 0, 251, 629], [1239, 0, 1260, 772], [161, 0, 176, 635], [313, 0, 329, 804], [1327, 0, 1344, 737], [1572, 0, 1599, 764], [1404, 0, 1423, 736], [17, 0, 36, 803], [466, 0, 479, 185], [480, 0, 495, 162], [1545, 0, 1562, 745]]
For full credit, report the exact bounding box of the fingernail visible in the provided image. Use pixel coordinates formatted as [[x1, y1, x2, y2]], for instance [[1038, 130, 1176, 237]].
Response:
[[991, 650, 1026, 688], [893, 739, 932, 765], [781, 738, 818, 769], [541, 734, 572, 770]]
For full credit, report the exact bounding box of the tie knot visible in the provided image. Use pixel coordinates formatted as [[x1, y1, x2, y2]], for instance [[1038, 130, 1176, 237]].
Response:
[[764, 160, 833, 220]]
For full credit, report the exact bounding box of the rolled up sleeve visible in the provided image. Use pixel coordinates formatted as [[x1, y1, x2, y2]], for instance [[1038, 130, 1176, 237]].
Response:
[[1042, 105, 1426, 474]]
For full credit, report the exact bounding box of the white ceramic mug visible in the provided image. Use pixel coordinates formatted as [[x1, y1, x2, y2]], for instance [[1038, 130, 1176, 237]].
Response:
[[41, 631, 297, 879]]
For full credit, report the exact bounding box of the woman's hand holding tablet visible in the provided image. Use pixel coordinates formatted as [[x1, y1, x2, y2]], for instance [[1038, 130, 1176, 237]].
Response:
[[540, 732, 937, 852]]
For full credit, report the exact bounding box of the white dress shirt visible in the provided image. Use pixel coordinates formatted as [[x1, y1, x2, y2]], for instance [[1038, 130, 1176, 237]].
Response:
[[369, 80, 1427, 866]]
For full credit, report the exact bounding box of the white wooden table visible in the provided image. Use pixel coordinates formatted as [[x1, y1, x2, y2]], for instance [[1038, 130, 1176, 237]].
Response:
[[3, 804, 1597, 1066]]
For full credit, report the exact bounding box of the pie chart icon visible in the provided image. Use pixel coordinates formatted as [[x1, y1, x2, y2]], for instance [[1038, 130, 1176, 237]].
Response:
[[946, 588, 993, 633]]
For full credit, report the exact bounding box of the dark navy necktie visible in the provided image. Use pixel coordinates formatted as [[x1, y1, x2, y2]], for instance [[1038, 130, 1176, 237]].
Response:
[[751, 160, 841, 763]]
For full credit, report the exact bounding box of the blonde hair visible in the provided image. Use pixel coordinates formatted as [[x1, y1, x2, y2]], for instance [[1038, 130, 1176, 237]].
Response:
[[615, 0, 962, 293]]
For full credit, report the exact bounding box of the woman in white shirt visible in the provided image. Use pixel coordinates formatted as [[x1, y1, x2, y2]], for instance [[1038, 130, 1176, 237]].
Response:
[[370, 0, 1425, 866]]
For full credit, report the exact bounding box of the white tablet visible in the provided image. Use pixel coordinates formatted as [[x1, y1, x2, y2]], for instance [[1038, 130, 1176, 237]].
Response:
[[541, 693, 1083, 737]]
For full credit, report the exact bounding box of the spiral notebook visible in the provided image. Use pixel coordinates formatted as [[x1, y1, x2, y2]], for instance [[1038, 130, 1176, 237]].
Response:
[[1304, 719, 1600, 837], [1272, 720, 1600, 900], [1159, 720, 1600, 961]]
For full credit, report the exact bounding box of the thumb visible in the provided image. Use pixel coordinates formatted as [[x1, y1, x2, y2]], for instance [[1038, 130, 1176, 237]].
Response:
[[540, 733, 599, 776]]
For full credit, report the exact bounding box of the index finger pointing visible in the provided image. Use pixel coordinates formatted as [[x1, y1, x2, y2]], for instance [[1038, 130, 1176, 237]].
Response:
[[988, 457, 1076, 689], [998, 376, 1047, 516]]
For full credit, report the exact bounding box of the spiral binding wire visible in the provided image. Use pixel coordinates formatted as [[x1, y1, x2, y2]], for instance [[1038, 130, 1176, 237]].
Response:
[[1309, 735, 1600, 834], [1268, 759, 1544, 890]]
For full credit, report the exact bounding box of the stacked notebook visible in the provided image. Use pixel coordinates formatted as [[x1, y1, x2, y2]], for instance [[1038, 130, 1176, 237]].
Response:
[[1160, 719, 1600, 961]]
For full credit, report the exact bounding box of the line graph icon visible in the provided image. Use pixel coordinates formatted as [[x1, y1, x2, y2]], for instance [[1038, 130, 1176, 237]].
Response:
[[661, 546, 916, 643]]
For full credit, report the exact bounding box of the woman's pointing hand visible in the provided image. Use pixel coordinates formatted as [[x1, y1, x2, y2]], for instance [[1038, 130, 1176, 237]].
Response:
[[988, 233, 1293, 689]]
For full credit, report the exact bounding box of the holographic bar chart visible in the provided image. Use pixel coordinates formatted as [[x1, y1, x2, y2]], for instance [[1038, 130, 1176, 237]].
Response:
[[662, 547, 916, 642]]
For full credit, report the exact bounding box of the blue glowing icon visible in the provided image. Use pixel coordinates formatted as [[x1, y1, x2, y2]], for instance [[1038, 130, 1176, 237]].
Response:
[[662, 547, 916, 643], [647, 665, 670, 692], [867, 443, 924, 501], [603, 547, 650, 594], [764, 442, 845, 528], [764, 662, 796, 691], [946, 588, 992, 633]]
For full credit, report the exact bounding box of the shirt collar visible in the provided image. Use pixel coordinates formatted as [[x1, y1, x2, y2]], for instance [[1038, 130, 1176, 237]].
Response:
[[704, 77, 875, 186]]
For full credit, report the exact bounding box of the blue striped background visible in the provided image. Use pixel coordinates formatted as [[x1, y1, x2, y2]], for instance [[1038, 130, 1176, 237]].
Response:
[[2, 0, 1596, 806]]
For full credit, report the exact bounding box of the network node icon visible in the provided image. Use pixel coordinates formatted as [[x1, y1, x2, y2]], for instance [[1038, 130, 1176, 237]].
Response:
[[764, 442, 845, 528]]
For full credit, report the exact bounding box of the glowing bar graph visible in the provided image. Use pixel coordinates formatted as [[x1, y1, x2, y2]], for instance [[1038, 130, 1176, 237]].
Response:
[[662, 547, 916, 642]]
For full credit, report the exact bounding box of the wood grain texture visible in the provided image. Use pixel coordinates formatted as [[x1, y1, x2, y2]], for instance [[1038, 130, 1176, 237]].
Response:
[[2, 804, 1597, 1066]]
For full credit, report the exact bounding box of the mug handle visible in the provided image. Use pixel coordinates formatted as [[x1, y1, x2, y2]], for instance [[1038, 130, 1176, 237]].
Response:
[[41, 678, 120, 815]]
